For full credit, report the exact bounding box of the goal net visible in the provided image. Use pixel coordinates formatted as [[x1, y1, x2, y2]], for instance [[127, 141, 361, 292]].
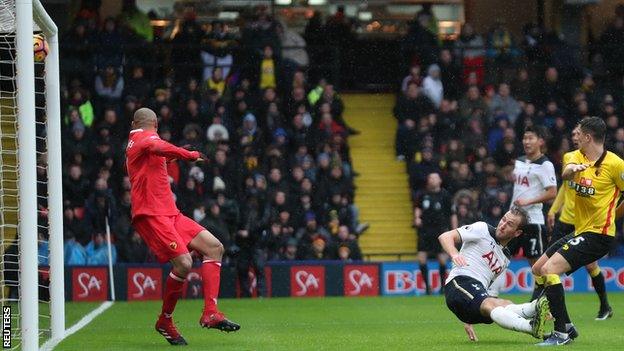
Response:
[[0, 1, 63, 350]]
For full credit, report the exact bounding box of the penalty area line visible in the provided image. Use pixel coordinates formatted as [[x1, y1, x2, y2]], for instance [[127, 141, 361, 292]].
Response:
[[41, 301, 114, 351]]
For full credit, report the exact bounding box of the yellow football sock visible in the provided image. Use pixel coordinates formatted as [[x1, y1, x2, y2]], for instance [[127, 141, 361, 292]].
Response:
[[544, 274, 561, 286], [534, 275, 545, 285], [589, 266, 601, 278]]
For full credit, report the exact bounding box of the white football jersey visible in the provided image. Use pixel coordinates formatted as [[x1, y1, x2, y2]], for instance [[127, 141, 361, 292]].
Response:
[[488, 272, 506, 297], [510, 155, 557, 224], [446, 221, 510, 290]]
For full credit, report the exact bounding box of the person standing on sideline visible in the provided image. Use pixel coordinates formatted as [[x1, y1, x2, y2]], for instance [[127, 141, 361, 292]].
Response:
[[414, 172, 453, 294]]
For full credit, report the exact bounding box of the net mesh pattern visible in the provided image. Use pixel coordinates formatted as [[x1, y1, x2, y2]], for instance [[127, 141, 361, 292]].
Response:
[[0, 0, 52, 347]]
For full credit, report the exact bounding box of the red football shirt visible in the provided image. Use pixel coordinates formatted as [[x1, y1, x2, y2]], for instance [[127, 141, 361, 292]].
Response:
[[126, 129, 199, 218]]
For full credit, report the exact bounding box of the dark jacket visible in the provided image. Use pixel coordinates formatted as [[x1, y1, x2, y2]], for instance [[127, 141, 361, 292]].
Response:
[[393, 94, 435, 123]]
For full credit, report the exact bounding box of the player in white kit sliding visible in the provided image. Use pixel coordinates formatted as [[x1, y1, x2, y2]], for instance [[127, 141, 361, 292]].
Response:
[[439, 208, 550, 340], [508, 126, 557, 300], [463, 271, 508, 341]]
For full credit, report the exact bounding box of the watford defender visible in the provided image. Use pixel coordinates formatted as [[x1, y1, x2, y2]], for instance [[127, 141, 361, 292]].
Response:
[[126, 108, 240, 345], [546, 126, 612, 324], [533, 117, 621, 346]]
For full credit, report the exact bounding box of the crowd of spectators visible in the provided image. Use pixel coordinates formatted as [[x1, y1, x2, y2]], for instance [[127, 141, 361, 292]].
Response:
[[40, 2, 624, 290], [56, 3, 367, 295], [397, 7, 624, 256]]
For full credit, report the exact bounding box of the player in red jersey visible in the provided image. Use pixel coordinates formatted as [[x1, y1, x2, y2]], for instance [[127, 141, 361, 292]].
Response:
[[126, 108, 240, 345]]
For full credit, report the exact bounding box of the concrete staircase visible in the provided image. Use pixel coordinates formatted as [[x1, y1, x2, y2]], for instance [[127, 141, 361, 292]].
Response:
[[343, 94, 416, 261]]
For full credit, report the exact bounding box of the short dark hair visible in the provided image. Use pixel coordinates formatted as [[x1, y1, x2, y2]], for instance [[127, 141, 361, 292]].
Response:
[[524, 125, 550, 141], [509, 206, 529, 231], [579, 116, 606, 143]]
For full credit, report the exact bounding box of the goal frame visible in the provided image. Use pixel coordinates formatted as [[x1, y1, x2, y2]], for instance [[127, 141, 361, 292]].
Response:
[[15, 0, 63, 350]]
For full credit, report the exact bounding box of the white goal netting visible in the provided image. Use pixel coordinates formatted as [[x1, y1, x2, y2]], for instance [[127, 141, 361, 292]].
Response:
[[1, 0, 52, 348]]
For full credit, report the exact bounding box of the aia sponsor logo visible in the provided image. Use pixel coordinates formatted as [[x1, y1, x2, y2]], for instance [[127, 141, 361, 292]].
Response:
[[344, 265, 379, 296], [72, 268, 108, 301], [127, 268, 162, 301], [290, 266, 325, 297], [515, 175, 529, 187], [482, 251, 503, 275]]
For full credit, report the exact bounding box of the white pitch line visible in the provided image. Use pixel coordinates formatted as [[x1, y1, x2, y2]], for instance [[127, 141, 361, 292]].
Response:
[[40, 301, 114, 351]]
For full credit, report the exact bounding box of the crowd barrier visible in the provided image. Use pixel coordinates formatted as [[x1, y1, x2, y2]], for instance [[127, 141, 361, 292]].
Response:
[[64, 259, 624, 301]]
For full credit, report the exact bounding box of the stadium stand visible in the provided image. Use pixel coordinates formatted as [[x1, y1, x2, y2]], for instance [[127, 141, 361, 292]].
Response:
[[398, 10, 624, 258], [54, 2, 624, 294], [56, 3, 372, 297]]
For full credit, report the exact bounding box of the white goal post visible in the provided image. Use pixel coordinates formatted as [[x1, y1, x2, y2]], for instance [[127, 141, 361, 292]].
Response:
[[34, 0, 65, 347], [7, 0, 63, 350]]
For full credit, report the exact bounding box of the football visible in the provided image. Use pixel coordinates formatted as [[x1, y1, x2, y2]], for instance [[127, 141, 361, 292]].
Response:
[[33, 34, 48, 62]]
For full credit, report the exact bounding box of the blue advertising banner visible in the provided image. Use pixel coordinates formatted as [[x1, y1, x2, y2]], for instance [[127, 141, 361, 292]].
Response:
[[381, 259, 624, 296], [381, 262, 444, 296], [501, 259, 624, 294]]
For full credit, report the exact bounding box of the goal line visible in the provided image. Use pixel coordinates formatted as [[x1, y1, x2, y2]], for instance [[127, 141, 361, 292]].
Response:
[[40, 301, 114, 351]]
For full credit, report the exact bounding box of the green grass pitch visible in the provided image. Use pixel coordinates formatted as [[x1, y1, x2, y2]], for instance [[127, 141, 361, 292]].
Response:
[[57, 294, 624, 350]]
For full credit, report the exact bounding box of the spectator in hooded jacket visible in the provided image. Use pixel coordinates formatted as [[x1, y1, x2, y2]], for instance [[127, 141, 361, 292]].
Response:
[[64, 232, 87, 266], [422, 64, 444, 108]]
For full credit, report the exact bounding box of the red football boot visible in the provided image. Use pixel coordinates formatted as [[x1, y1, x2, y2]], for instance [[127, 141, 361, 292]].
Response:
[[155, 315, 188, 346], [199, 312, 241, 332]]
